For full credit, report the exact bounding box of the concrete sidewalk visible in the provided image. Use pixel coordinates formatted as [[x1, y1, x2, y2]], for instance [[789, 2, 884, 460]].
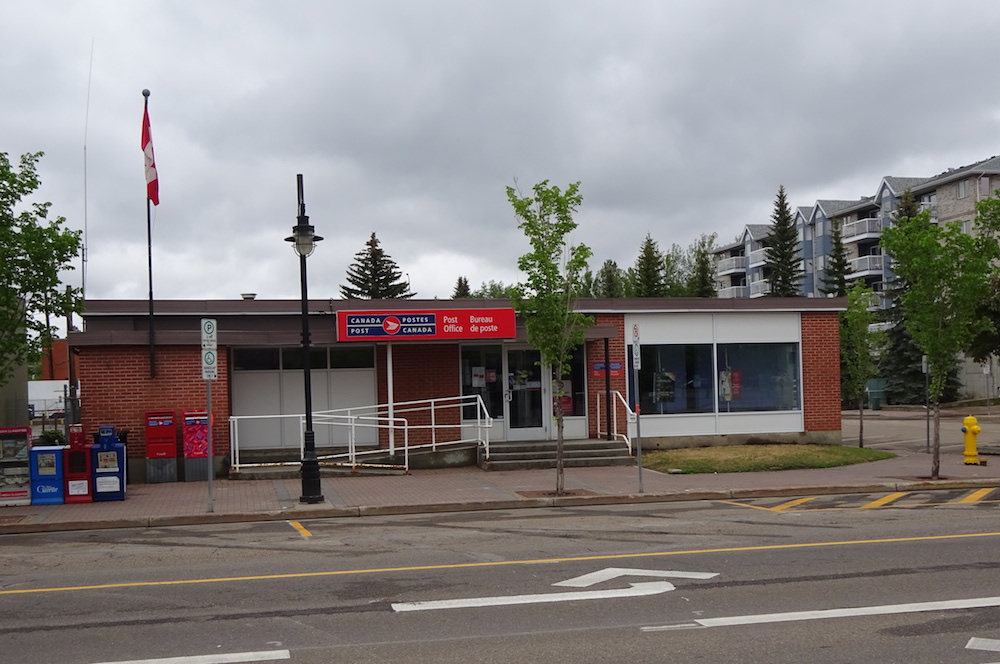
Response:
[[2, 439, 998, 535]]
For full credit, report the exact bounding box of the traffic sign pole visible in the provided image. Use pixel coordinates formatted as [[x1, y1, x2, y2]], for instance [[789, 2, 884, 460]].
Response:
[[632, 324, 644, 494], [201, 319, 217, 513]]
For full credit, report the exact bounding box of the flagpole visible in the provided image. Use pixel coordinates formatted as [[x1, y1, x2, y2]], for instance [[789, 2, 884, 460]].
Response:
[[143, 89, 156, 378]]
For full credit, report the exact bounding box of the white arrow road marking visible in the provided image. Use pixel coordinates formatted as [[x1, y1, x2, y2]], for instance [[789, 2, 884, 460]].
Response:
[[554, 568, 718, 588], [643, 596, 1000, 631], [392, 580, 676, 612], [91, 650, 290, 664], [968, 636, 1000, 652], [392, 567, 718, 613]]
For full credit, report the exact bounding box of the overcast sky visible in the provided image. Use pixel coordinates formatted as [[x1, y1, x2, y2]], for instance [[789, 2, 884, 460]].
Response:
[[6, 0, 1000, 305]]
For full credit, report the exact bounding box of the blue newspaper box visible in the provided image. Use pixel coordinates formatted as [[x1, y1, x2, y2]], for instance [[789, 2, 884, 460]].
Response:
[[30, 445, 67, 505], [91, 426, 126, 501]]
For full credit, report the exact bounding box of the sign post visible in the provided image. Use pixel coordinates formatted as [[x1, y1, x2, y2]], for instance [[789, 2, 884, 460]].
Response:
[[632, 324, 644, 494], [201, 319, 217, 512]]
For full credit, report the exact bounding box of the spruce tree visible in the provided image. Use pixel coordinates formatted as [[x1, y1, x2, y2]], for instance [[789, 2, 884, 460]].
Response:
[[631, 234, 666, 297], [594, 259, 626, 298], [686, 233, 718, 297], [820, 218, 851, 297], [765, 185, 803, 297], [452, 276, 471, 298], [340, 232, 415, 299]]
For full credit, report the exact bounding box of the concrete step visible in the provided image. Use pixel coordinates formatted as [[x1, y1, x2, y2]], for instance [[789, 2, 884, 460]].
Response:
[[479, 438, 633, 471], [481, 456, 636, 471]]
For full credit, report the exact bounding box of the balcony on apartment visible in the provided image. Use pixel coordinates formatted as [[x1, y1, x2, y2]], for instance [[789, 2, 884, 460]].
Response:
[[749, 280, 771, 297], [717, 284, 749, 298], [843, 217, 882, 242], [716, 255, 748, 275], [849, 254, 883, 277], [748, 247, 768, 267]]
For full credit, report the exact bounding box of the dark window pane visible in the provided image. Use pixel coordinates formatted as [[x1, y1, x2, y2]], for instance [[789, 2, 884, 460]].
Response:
[[717, 343, 800, 412], [282, 347, 329, 370], [461, 345, 503, 420], [330, 346, 375, 368], [232, 348, 280, 371]]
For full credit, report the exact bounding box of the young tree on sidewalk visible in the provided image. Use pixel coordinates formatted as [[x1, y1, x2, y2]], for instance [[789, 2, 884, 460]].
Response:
[[507, 179, 593, 495], [881, 209, 999, 479], [841, 283, 883, 447]]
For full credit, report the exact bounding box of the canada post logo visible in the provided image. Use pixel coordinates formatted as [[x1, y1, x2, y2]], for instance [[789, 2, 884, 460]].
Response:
[[343, 313, 437, 338]]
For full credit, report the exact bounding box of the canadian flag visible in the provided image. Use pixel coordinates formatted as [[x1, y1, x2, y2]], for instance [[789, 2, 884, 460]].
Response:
[[142, 104, 159, 206]]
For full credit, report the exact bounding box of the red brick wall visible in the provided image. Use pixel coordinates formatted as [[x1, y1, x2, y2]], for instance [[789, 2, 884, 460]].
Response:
[[801, 312, 842, 432], [375, 344, 461, 446], [585, 315, 628, 439], [78, 345, 231, 459]]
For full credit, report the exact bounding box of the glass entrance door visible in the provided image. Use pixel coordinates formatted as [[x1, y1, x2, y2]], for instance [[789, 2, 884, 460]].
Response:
[[504, 348, 550, 440]]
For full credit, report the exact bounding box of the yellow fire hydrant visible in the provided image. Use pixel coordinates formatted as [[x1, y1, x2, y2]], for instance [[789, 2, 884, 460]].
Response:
[[962, 415, 985, 465]]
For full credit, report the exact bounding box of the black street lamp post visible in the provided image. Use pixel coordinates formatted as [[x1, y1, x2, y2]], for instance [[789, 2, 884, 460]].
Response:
[[286, 174, 324, 504]]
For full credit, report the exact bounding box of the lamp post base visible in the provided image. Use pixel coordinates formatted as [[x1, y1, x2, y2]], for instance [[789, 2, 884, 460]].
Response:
[[299, 430, 325, 504]]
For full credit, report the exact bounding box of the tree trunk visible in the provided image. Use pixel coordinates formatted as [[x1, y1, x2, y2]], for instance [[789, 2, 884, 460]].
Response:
[[858, 396, 865, 448], [931, 399, 941, 480]]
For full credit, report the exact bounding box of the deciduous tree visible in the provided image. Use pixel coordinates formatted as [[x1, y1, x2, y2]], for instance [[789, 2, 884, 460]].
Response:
[[507, 180, 593, 495], [0, 152, 82, 386], [881, 209, 999, 478]]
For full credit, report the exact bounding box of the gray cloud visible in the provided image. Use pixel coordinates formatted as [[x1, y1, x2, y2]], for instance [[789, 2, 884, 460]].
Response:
[[5, 0, 1000, 304]]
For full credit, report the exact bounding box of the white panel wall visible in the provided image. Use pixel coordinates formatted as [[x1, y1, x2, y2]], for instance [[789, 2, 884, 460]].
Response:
[[714, 313, 800, 343]]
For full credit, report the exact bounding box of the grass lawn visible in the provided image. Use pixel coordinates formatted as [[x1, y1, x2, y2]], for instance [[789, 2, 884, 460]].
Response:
[[642, 444, 896, 474]]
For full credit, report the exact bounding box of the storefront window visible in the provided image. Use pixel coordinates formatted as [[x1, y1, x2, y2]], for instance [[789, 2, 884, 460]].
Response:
[[558, 348, 587, 416], [281, 347, 329, 370], [631, 345, 714, 414], [717, 343, 799, 412], [462, 345, 503, 420]]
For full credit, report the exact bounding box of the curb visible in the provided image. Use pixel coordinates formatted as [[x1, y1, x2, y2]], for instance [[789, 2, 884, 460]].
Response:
[[3, 479, 1000, 535]]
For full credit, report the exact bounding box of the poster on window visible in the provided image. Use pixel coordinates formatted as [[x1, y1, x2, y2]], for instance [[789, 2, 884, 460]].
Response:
[[654, 372, 676, 402]]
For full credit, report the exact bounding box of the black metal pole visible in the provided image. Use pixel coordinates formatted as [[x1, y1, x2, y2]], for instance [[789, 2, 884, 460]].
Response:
[[296, 176, 323, 504]]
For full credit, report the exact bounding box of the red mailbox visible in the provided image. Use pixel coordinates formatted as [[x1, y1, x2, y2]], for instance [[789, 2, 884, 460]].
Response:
[[63, 424, 92, 503], [144, 411, 178, 483], [145, 411, 177, 458]]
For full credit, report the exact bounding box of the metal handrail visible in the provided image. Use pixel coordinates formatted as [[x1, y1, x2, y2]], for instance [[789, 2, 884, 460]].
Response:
[[595, 390, 635, 453], [229, 394, 493, 472]]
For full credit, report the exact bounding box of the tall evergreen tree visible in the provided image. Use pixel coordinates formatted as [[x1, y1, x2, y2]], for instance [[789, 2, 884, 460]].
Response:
[[340, 232, 415, 299], [452, 276, 471, 298], [820, 219, 851, 296], [594, 259, 626, 298], [686, 233, 718, 297], [764, 185, 802, 297], [631, 234, 666, 297], [663, 243, 689, 296]]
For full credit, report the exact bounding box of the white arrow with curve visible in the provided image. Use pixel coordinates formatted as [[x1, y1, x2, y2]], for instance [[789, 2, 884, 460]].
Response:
[[391, 567, 717, 612]]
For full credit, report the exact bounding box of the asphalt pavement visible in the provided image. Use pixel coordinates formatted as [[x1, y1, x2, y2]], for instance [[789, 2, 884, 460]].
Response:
[[3, 408, 1000, 535]]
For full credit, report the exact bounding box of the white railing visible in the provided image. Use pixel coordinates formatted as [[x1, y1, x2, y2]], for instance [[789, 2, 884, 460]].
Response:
[[716, 256, 747, 273], [750, 280, 771, 296], [843, 217, 881, 239], [594, 390, 636, 453], [748, 248, 767, 266], [849, 255, 883, 274], [717, 285, 749, 299], [229, 394, 493, 472]]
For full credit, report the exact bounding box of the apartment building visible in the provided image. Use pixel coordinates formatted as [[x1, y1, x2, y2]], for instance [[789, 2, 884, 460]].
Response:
[[717, 155, 1000, 302], [714, 155, 1000, 398]]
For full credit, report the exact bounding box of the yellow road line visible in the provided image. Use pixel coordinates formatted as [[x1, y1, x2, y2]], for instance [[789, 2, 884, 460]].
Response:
[[715, 500, 779, 512], [861, 492, 908, 509], [772, 497, 818, 511], [4, 531, 1000, 596], [957, 488, 995, 504], [288, 520, 312, 538]]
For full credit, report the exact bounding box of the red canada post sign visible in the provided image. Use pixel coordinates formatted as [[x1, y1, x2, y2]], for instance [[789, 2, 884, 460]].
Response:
[[337, 308, 516, 341]]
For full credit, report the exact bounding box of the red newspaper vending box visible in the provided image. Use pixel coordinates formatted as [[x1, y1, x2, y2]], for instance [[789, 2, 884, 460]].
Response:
[[182, 411, 211, 482], [145, 411, 177, 483], [63, 424, 92, 503]]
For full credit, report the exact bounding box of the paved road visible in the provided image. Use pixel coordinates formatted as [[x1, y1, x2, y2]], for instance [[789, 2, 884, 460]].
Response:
[[4, 492, 1000, 663]]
